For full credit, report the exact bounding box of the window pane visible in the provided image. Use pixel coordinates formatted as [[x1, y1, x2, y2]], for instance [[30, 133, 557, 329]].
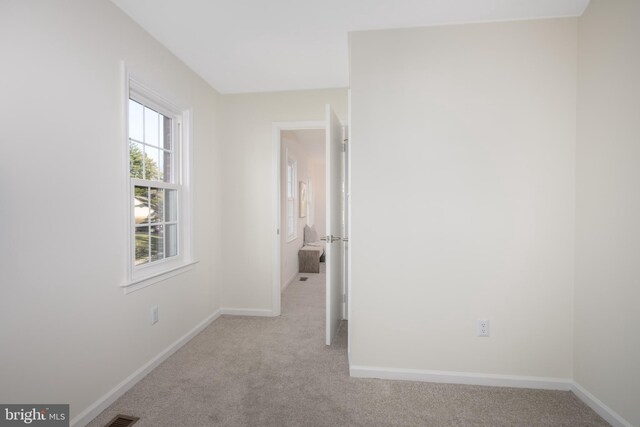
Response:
[[287, 199, 294, 235], [150, 188, 164, 223], [157, 149, 165, 182], [166, 224, 178, 258], [162, 115, 172, 151], [165, 189, 177, 222], [288, 200, 294, 214], [145, 147, 161, 181], [130, 95, 180, 270], [129, 141, 145, 179], [135, 226, 149, 265], [144, 107, 160, 147], [162, 149, 172, 183], [129, 100, 143, 141], [150, 225, 164, 262], [134, 186, 149, 224]]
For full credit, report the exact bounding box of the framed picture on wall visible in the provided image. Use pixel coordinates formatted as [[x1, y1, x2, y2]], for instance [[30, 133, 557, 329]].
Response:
[[299, 181, 307, 218]]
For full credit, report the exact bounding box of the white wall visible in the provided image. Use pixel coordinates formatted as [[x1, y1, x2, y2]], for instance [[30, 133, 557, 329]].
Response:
[[280, 130, 325, 289], [575, 1, 640, 425], [0, 0, 222, 422], [220, 90, 346, 312], [349, 19, 577, 378]]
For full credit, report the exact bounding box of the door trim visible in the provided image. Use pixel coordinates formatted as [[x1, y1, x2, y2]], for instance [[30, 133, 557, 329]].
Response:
[[272, 121, 326, 317]]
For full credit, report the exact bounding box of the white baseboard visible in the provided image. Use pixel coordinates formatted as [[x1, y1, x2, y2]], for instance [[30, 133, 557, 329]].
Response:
[[220, 307, 275, 317], [70, 309, 222, 427], [571, 382, 632, 427], [349, 365, 572, 390]]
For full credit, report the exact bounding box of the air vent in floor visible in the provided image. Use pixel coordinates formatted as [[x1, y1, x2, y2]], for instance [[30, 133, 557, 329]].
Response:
[[299, 277, 308, 281], [104, 414, 140, 427]]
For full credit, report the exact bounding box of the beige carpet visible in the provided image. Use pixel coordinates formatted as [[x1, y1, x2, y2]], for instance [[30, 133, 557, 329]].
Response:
[[88, 265, 607, 426]]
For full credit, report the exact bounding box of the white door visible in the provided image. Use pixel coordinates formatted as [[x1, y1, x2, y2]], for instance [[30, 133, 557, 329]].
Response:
[[343, 125, 349, 321], [325, 105, 344, 346]]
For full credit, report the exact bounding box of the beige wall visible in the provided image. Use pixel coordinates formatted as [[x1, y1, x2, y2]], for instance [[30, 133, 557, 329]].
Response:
[[220, 90, 347, 312], [0, 0, 223, 422], [349, 18, 577, 378], [575, 1, 640, 425]]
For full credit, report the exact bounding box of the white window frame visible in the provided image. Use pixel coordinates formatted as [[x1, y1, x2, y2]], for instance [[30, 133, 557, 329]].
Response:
[[121, 70, 196, 293], [286, 151, 297, 242]]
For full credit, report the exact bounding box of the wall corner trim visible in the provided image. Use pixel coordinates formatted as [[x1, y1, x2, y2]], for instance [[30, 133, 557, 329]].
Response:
[[71, 309, 222, 426], [571, 382, 633, 427], [349, 365, 572, 390]]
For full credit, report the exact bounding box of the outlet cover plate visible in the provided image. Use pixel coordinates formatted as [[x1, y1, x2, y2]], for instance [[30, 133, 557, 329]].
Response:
[[151, 305, 159, 325], [477, 319, 489, 337]]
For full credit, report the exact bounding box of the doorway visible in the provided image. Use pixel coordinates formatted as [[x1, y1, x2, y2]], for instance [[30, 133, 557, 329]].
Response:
[[279, 129, 327, 294], [272, 107, 347, 346]]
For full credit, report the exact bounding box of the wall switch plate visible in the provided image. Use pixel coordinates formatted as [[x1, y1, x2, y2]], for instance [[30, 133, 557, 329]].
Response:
[[477, 319, 489, 337], [151, 305, 159, 325]]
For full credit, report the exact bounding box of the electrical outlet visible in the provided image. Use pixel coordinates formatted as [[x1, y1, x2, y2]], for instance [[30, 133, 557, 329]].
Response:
[[151, 305, 159, 325], [477, 319, 489, 337]]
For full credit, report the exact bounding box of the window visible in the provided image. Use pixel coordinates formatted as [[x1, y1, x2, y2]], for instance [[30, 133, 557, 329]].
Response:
[[286, 153, 297, 241], [306, 178, 313, 227], [125, 78, 193, 289]]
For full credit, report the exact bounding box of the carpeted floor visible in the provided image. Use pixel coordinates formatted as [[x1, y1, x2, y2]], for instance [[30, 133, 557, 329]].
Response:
[[88, 265, 608, 427]]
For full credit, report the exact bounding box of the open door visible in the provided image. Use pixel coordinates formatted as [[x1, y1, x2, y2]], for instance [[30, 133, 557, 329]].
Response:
[[324, 105, 344, 346]]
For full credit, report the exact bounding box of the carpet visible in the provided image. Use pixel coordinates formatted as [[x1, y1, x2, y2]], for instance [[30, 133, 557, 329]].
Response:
[[87, 265, 607, 426]]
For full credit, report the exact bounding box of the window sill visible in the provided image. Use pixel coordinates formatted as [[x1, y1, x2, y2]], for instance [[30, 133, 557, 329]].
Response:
[[121, 260, 199, 294]]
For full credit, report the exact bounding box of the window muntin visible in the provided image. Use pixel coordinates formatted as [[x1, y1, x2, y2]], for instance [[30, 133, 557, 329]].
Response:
[[129, 97, 180, 267]]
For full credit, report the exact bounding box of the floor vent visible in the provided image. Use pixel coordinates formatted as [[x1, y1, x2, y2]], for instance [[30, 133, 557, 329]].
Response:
[[104, 415, 140, 427], [299, 277, 308, 281]]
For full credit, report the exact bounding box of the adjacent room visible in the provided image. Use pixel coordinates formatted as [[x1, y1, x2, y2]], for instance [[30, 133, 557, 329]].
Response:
[[280, 129, 326, 291], [1, 0, 638, 426]]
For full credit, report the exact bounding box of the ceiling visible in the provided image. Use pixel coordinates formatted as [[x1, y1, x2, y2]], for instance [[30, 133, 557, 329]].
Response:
[[111, 0, 590, 94]]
